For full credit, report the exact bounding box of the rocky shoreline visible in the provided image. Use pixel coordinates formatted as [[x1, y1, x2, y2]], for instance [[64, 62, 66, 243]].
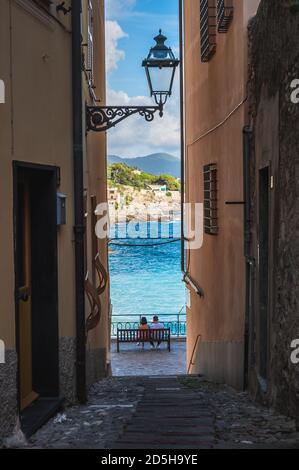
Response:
[[108, 186, 181, 223]]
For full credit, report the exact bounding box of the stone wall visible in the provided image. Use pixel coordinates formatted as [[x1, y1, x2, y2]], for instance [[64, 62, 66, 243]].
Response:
[[59, 338, 108, 404], [0, 351, 18, 442], [86, 348, 107, 389], [248, 0, 299, 424], [59, 337, 77, 405]]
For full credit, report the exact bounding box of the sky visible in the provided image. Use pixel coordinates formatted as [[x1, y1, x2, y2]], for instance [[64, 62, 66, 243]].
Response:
[[105, 0, 180, 158]]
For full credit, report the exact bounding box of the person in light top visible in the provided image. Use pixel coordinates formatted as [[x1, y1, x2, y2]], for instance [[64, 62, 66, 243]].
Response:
[[150, 315, 164, 349]]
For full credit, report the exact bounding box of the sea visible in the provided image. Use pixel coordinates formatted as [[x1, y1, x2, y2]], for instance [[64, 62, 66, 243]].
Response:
[[109, 220, 186, 326]]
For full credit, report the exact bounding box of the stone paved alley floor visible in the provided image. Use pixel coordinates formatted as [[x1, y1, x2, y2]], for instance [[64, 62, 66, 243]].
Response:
[[6, 375, 299, 449], [111, 339, 187, 376]]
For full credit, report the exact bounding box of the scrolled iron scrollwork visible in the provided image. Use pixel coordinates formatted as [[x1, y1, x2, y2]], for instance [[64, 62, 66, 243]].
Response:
[[111, 320, 186, 338], [86, 105, 163, 132]]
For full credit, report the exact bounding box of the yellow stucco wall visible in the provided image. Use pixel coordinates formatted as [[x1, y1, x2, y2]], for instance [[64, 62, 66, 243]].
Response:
[[0, 0, 76, 348], [0, 0, 109, 367], [83, 0, 110, 358]]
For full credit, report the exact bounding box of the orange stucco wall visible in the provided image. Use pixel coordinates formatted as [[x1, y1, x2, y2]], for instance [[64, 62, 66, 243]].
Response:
[[184, 0, 260, 388]]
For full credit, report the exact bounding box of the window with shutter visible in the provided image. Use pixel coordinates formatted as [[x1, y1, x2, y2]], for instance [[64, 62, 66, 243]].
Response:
[[203, 164, 218, 235], [200, 0, 217, 62], [217, 0, 234, 33]]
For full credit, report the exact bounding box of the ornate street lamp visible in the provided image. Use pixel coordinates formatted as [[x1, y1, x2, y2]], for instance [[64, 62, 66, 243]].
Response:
[[86, 30, 180, 132], [142, 30, 179, 108]]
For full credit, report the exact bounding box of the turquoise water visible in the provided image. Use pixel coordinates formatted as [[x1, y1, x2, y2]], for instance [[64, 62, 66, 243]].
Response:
[[109, 221, 186, 322]]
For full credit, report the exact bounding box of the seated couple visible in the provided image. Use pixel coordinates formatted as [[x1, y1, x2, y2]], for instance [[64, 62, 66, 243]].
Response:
[[138, 315, 164, 350]]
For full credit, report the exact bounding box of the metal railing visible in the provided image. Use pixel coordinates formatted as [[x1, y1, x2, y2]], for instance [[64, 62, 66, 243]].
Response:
[[187, 334, 202, 374], [111, 311, 186, 338]]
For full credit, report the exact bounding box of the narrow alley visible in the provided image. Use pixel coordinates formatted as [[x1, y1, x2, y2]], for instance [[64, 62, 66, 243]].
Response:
[[1, 0, 299, 454], [9, 376, 297, 450]]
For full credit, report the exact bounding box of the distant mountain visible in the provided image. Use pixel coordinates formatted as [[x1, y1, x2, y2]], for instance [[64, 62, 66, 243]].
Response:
[[108, 153, 181, 178]]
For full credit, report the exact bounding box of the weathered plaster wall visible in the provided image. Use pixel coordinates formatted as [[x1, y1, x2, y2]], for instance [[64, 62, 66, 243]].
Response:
[[184, 0, 260, 389]]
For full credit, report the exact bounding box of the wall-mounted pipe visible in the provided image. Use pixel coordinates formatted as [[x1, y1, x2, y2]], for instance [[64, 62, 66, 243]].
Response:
[[179, 0, 185, 273], [72, 0, 87, 404], [243, 126, 252, 261], [243, 125, 255, 391]]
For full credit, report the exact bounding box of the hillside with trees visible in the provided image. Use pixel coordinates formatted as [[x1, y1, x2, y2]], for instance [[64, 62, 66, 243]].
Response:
[[108, 153, 180, 178], [108, 163, 180, 191]]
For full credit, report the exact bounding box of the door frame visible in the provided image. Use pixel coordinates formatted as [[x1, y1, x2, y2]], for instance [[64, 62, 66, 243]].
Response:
[[13, 161, 60, 411]]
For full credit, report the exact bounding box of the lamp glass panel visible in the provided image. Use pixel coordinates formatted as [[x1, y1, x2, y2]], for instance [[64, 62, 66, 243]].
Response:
[[150, 49, 172, 61], [148, 66, 174, 94]]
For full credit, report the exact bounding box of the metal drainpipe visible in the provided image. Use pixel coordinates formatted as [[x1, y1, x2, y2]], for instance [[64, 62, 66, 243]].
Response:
[[243, 125, 253, 391], [179, 0, 185, 273], [72, 0, 87, 404]]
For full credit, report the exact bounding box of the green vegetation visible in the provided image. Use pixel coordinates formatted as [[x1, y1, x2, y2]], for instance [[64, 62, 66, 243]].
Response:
[[108, 163, 180, 191], [125, 194, 133, 206], [178, 377, 205, 389], [154, 174, 180, 191]]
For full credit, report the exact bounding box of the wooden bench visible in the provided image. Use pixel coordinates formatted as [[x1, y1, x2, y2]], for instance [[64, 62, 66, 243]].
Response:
[[117, 328, 171, 352]]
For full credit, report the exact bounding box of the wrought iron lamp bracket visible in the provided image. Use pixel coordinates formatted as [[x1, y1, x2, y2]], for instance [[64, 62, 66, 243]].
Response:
[[56, 2, 72, 15], [86, 104, 163, 133]]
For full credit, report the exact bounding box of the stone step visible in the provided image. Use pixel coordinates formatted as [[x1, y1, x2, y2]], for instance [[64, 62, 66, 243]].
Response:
[[136, 402, 209, 408], [110, 443, 212, 449], [135, 403, 209, 408], [132, 412, 213, 419], [110, 376, 215, 449], [129, 417, 213, 426], [125, 425, 213, 437], [141, 395, 205, 400], [116, 434, 214, 445]]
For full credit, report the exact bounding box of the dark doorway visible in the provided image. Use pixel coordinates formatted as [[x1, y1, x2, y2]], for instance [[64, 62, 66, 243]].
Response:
[[258, 166, 269, 383], [14, 162, 60, 432]]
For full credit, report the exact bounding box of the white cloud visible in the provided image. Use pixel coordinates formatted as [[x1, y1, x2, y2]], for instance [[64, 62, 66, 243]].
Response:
[[107, 78, 181, 158], [105, 20, 128, 72], [105, 0, 181, 158], [106, 0, 137, 19]]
